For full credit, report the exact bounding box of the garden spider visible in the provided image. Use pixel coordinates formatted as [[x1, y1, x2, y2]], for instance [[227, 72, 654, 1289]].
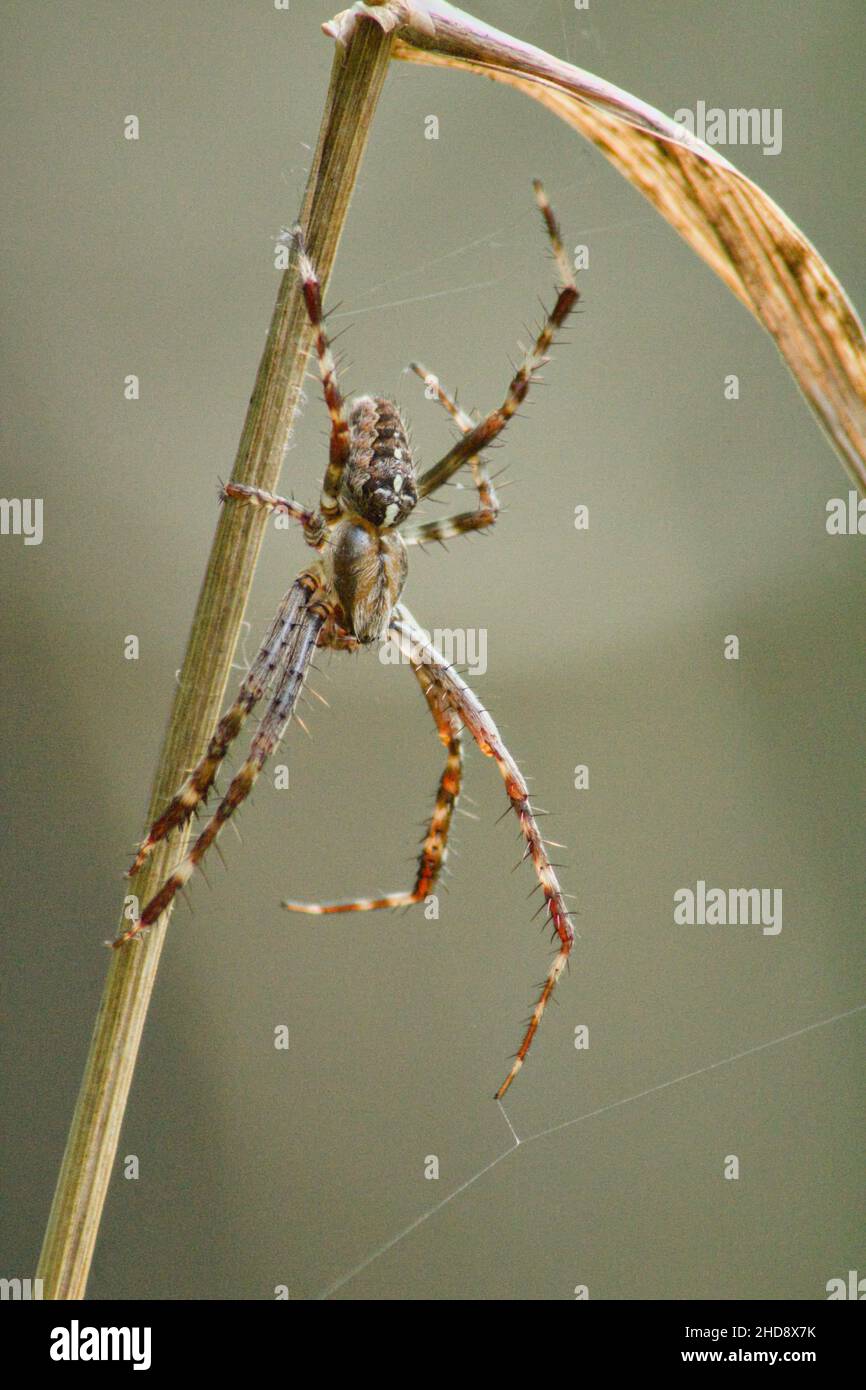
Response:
[[116, 181, 579, 1101]]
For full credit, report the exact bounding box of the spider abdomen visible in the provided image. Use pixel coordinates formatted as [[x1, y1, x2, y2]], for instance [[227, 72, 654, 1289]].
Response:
[[343, 395, 418, 528], [330, 519, 407, 644]]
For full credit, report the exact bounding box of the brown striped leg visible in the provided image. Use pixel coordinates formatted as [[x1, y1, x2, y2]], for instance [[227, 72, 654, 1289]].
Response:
[[416, 181, 578, 501], [221, 481, 326, 550], [116, 582, 328, 944], [401, 362, 500, 546], [294, 227, 350, 524], [128, 574, 320, 876], [390, 606, 575, 1101], [282, 664, 462, 915]]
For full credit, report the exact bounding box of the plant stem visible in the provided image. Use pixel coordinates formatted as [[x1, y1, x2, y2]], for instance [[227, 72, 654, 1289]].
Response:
[[37, 17, 394, 1301]]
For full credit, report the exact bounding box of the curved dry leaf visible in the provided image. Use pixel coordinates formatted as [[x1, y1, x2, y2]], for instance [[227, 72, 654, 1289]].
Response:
[[327, 0, 866, 493]]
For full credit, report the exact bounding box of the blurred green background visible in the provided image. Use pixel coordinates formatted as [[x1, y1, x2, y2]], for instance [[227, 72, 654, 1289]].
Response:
[[1, 0, 864, 1300]]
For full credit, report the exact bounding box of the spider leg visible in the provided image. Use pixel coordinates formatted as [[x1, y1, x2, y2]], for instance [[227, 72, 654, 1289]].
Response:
[[401, 362, 500, 546], [408, 360, 475, 432], [128, 575, 319, 876], [282, 664, 462, 914], [294, 227, 351, 524], [390, 605, 575, 1101], [116, 578, 329, 944], [221, 481, 326, 550], [415, 181, 578, 502]]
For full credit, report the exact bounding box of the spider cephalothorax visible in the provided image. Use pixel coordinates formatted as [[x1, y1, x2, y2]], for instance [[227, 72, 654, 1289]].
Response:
[[118, 183, 579, 1102]]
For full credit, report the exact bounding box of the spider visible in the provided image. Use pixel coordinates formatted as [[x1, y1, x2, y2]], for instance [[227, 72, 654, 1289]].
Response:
[[115, 181, 579, 1101]]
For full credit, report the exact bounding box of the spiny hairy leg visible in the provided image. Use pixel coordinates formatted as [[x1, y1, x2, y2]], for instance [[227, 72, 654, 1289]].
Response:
[[116, 584, 328, 945], [402, 362, 499, 546], [128, 577, 316, 875], [128, 575, 318, 876], [391, 607, 575, 1101], [221, 481, 326, 550], [410, 360, 475, 433], [416, 181, 578, 502], [294, 226, 350, 524], [282, 665, 462, 915]]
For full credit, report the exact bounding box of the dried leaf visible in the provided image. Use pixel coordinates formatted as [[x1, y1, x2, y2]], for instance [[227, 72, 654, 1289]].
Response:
[[329, 1, 866, 493]]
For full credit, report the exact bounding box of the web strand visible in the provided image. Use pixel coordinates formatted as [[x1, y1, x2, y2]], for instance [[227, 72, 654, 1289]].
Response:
[[317, 1002, 866, 1299]]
